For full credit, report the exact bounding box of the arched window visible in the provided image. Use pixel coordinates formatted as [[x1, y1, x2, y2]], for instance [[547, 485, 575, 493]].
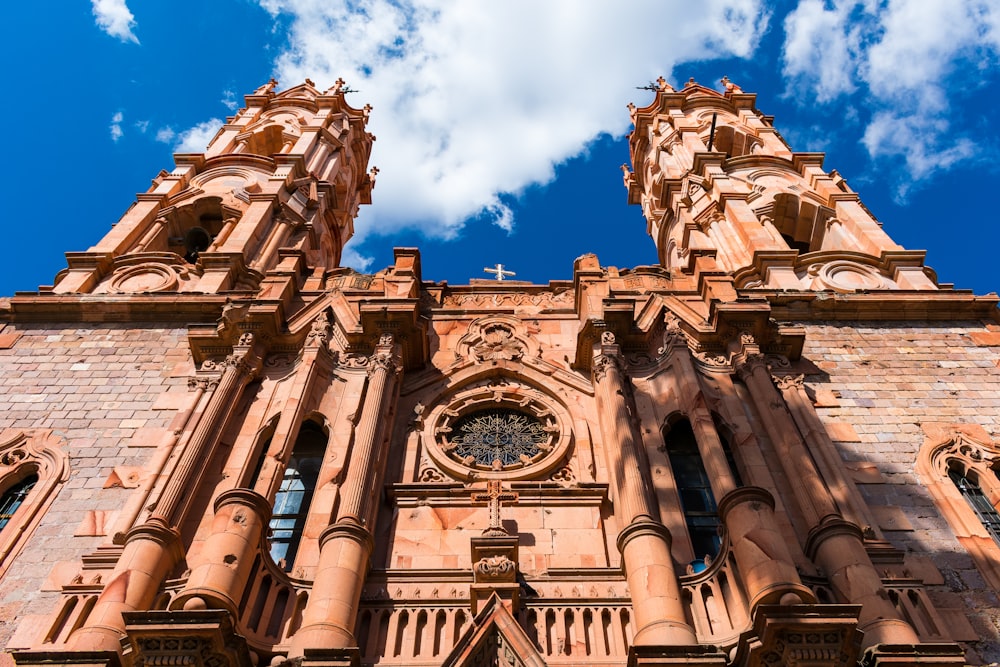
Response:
[[0, 475, 37, 532], [948, 466, 1000, 545], [0, 429, 69, 579], [917, 427, 1000, 590], [268, 421, 326, 570], [663, 419, 720, 561]]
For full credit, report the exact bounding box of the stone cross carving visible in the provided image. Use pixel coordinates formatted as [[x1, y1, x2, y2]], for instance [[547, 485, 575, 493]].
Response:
[[484, 264, 516, 281], [471, 480, 519, 536]]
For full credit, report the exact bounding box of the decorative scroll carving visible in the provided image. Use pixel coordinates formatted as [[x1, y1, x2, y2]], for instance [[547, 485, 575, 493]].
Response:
[[772, 374, 805, 391], [473, 555, 516, 580], [306, 311, 332, 348], [442, 291, 573, 309]]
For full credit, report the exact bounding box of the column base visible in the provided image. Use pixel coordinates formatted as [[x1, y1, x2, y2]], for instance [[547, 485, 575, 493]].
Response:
[[732, 604, 864, 667], [297, 648, 360, 667], [860, 644, 967, 666], [628, 645, 728, 667]]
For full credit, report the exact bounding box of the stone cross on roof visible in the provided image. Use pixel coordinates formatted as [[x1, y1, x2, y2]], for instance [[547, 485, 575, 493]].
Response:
[[471, 480, 518, 537], [484, 264, 516, 281]]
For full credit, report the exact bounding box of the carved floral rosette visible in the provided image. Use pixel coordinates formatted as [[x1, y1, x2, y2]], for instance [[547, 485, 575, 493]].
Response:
[[422, 379, 572, 482]]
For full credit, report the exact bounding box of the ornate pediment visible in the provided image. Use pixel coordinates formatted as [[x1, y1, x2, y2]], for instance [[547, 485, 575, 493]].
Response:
[[442, 594, 545, 667]]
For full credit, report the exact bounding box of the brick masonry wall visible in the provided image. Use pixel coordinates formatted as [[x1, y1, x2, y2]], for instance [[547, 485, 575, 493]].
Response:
[[0, 324, 191, 650], [803, 320, 1000, 663]]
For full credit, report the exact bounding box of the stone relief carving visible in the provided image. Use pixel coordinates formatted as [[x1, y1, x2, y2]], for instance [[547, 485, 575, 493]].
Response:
[[473, 555, 516, 581]]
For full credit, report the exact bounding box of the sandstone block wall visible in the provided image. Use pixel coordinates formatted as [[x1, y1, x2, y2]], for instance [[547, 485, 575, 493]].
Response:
[[0, 324, 190, 649], [804, 320, 1000, 663]]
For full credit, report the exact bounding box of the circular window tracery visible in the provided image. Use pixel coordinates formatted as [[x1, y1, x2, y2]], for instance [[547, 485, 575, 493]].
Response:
[[448, 409, 548, 469], [424, 380, 570, 481]]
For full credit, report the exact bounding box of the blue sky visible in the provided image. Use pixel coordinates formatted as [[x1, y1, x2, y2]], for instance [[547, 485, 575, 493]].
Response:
[[2, 1, 998, 296]]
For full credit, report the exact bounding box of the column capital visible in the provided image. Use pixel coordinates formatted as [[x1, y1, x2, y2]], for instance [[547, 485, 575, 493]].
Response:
[[592, 351, 624, 383], [367, 333, 401, 376], [734, 352, 769, 381], [772, 373, 805, 391]]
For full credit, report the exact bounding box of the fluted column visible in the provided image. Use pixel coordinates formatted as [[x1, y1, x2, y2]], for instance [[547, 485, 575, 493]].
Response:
[[68, 337, 263, 651], [774, 373, 876, 532], [665, 337, 812, 611], [289, 334, 400, 655], [593, 335, 697, 646], [736, 353, 918, 647]]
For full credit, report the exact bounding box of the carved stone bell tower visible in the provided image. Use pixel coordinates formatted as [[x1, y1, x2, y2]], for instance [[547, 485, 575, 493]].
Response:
[[624, 76, 937, 295], [51, 78, 375, 297]]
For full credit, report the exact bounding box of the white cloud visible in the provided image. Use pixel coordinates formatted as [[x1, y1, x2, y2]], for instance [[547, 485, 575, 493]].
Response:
[[221, 89, 240, 111], [109, 111, 124, 142], [155, 127, 176, 144], [256, 0, 768, 254], [174, 120, 224, 153], [91, 0, 139, 44], [134, 120, 150, 133], [783, 0, 1000, 191]]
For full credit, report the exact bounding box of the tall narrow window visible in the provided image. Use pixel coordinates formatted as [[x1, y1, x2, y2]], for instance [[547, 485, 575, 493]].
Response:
[[0, 475, 37, 532], [949, 467, 1000, 545], [269, 422, 326, 570], [664, 420, 721, 561]]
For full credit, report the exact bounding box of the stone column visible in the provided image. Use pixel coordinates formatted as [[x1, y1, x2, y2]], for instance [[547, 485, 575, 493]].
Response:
[[774, 373, 876, 532], [172, 316, 336, 613], [131, 216, 168, 253], [665, 338, 812, 611], [289, 335, 400, 655], [67, 338, 262, 652], [252, 215, 299, 273], [593, 335, 697, 646], [736, 353, 918, 647]]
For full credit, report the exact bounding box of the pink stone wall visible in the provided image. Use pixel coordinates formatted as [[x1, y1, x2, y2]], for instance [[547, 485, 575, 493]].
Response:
[[0, 325, 190, 648], [804, 321, 1000, 663]]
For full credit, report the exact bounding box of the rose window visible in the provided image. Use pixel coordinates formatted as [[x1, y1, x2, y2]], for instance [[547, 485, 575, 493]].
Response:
[[426, 382, 569, 481], [448, 409, 548, 468]]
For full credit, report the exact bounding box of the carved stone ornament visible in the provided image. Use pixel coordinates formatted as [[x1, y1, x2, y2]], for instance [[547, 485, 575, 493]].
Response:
[[472, 324, 525, 363], [424, 379, 571, 481], [600, 330, 616, 345], [657, 314, 687, 357], [803, 259, 890, 292], [474, 555, 516, 581], [772, 373, 805, 391], [306, 312, 332, 348], [591, 353, 622, 383], [456, 316, 536, 365], [107, 262, 183, 294]]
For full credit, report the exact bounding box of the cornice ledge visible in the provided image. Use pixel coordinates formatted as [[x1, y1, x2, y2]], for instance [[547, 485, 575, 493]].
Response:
[[759, 290, 1000, 322], [4, 293, 232, 324]]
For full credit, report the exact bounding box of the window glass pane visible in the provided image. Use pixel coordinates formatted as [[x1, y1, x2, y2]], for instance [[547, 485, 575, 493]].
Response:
[[268, 423, 326, 570], [0, 475, 37, 532], [950, 467, 1000, 545], [664, 421, 720, 560]]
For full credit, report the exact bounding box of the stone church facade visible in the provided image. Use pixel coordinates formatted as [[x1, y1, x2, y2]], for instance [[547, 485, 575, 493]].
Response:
[[1, 78, 999, 666]]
